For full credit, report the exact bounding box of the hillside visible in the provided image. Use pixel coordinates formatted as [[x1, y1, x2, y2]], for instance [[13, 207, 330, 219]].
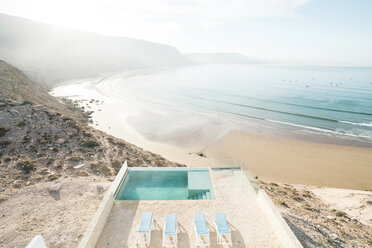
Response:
[[0, 61, 183, 247], [261, 182, 372, 248], [0, 104, 183, 247], [0, 100, 183, 190], [0, 13, 190, 86]]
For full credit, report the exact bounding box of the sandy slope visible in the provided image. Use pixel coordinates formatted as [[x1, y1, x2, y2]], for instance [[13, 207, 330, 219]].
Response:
[[261, 182, 372, 248], [0, 177, 110, 248], [309, 187, 372, 226]]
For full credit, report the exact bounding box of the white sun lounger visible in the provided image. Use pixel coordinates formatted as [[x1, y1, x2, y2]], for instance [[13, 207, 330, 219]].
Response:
[[215, 213, 232, 245], [163, 214, 178, 247], [194, 213, 210, 247], [136, 212, 153, 245]]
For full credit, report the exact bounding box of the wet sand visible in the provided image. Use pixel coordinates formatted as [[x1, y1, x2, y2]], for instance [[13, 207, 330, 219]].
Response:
[[205, 130, 372, 190]]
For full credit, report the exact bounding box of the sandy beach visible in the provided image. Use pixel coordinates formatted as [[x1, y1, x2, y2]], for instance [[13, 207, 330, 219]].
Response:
[[205, 130, 372, 190], [95, 113, 372, 190]]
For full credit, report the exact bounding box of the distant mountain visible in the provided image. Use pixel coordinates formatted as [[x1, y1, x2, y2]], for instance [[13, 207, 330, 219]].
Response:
[[0, 13, 190, 86], [186, 52, 263, 65]]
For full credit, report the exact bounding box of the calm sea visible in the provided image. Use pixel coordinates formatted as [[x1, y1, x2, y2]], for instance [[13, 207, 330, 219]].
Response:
[[99, 65, 372, 143]]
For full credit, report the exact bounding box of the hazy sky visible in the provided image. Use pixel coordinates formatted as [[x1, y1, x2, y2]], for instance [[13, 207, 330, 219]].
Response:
[[1, 0, 372, 65]]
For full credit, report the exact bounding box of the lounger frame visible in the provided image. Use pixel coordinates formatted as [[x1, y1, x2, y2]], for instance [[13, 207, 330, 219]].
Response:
[[162, 216, 178, 247], [215, 230, 232, 246], [136, 214, 154, 246], [214, 215, 232, 245], [193, 223, 210, 247]]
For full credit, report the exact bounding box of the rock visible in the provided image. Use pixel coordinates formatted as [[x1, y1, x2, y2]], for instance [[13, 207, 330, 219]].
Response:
[[48, 183, 61, 192], [9, 109, 20, 115], [48, 183, 61, 200], [73, 164, 85, 169], [196, 152, 206, 158], [67, 129, 78, 136], [56, 139, 65, 144], [327, 215, 335, 220], [13, 180, 25, 188]]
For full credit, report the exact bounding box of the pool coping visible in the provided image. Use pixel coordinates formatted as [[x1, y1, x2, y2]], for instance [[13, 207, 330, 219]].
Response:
[[128, 167, 209, 171]]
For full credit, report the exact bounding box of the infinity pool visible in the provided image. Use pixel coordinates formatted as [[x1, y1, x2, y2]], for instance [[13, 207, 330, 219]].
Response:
[[115, 168, 215, 200]]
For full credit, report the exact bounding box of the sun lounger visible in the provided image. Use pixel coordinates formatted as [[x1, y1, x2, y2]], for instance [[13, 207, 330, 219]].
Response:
[[163, 214, 178, 247], [194, 213, 210, 247], [136, 212, 153, 245], [215, 213, 232, 245]]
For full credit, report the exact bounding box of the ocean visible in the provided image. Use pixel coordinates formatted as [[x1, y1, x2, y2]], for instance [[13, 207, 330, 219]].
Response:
[[56, 64, 372, 143]]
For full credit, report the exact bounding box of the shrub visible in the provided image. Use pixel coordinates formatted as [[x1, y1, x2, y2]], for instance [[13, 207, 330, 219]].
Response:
[[292, 196, 304, 202], [82, 140, 100, 148], [326, 237, 333, 244], [17, 160, 35, 173], [0, 127, 9, 137], [278, 200, 289, 208], [48, 174, 59, 181], [69, 156, 82, 162], [0, 140, 11, 147], [111, 159, 122, 169], [335, 211, 347, 217], [302, 204, 315, 211], [90, 163, 99, 170], [100, 165, 112, 176], [16, 121, 26, 127]]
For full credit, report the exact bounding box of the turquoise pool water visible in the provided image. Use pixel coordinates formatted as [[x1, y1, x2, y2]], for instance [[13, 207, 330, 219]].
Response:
[[115, 168, 215, 200]]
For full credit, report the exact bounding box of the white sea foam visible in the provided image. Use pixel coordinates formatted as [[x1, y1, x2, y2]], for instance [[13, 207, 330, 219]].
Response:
[[266, 119, 371, 139], [338, 120, 372, 127]]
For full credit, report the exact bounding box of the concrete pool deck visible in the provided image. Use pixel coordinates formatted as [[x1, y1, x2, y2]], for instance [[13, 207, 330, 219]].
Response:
[[94, 168, 284, 248]]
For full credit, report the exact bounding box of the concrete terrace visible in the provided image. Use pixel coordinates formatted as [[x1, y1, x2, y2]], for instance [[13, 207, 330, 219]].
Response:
[[95, 168, 282, 248]]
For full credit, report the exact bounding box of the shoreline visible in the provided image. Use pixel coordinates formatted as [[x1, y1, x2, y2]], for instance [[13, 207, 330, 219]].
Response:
[[80, 98, 372, 190], [51, 83, 372, 190]]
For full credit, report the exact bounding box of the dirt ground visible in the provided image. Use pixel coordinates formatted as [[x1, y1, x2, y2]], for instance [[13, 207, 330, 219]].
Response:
[[0, 176, 110, 248]]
